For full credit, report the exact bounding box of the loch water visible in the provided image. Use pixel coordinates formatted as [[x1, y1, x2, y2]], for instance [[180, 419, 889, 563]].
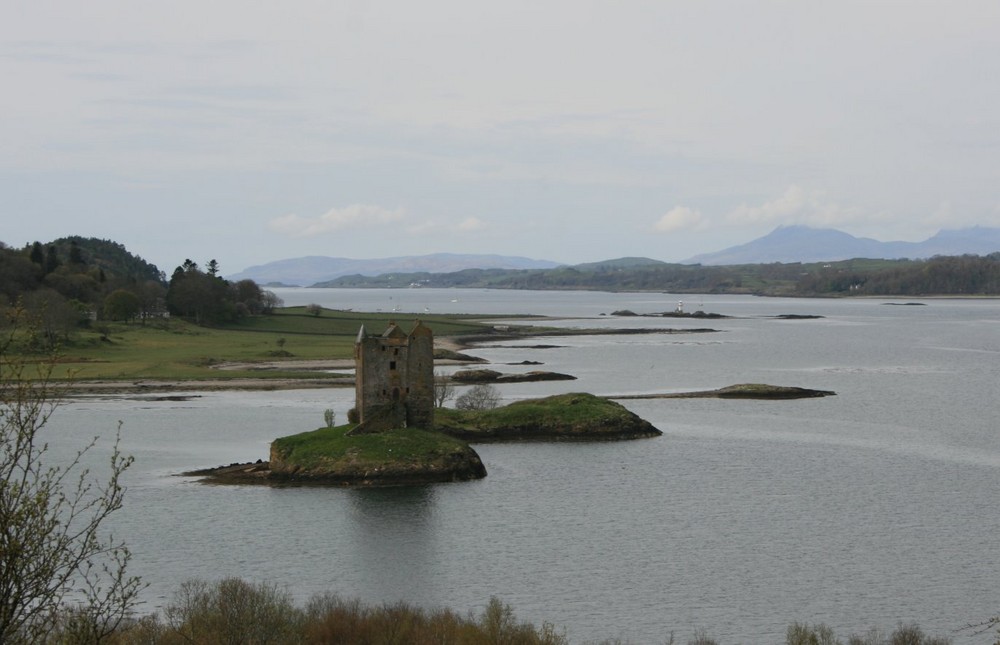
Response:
[[45, 290, 1000, 643]]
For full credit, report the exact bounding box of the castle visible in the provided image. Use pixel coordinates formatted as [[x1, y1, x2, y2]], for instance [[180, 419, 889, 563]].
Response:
[[352, 321, 434, 432]]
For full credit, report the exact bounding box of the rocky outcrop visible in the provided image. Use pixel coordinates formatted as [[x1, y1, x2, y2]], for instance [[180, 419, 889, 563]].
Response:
[[433, 348, 487, 362], [611, 309, 729, 319], [268, 444, 487, 486], [614, 383, 835, 400], [451, 369, 576, 383]]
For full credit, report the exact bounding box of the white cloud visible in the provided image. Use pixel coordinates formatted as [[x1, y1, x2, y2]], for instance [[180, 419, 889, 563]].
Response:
[[457, 217, 487, 232], [653, 206, 705, 233], [403, 216, 489, 236], [404, 219, 444, 236], [726, 185, 866, 229], [727, 185, 811, 225], [268, 204, 404, 237]]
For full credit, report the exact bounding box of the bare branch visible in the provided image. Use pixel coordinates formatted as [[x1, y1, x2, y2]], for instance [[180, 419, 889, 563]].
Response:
[[0, 307, 143, 643]]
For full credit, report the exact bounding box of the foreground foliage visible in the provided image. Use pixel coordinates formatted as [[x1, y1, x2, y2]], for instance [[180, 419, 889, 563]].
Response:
[[104, 578, 567, 645], [0, 310, 141, 644], [29, 577, 966, 644]]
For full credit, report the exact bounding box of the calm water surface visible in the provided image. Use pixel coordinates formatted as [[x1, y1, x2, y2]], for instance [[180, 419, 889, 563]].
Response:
[[45, 291, 1000, 643]]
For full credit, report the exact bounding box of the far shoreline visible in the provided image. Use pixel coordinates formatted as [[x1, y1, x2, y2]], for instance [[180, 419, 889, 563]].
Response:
[[57, 326, 721, 396]]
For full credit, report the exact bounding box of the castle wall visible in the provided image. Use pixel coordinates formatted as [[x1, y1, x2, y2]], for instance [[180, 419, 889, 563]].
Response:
[[354, 321, 434, 431], [404, 324, 434, 428]]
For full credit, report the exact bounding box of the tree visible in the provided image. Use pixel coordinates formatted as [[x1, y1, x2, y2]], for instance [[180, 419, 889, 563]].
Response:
[[455, 383, 501, 410], [44, 245, 60, 275], [29, 242, 44, 267], [68, 240, 84, 266], [103, 288, 141, 322], [260, 290, 283, 314], [21, 289, 83, 350], [135, 279, 167, 324], [166, 264, 233, 324], [0, 249, 41, 302], [0, 309, 142, 643], [232, 279, 263, 315], [434, 371, 455, 408]]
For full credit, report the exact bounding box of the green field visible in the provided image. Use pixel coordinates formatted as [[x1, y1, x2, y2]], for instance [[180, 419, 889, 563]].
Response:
[[35, 307, 497, 382]]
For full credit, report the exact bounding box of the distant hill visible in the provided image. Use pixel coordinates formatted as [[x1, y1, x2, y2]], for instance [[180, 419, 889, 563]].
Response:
[[685, 226, 1000, 265], [228, 253, 561, 287], [572, 257, 667, 271]]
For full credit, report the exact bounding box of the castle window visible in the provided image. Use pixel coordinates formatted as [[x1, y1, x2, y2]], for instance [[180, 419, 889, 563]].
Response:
[[389, 361, 397, 371]]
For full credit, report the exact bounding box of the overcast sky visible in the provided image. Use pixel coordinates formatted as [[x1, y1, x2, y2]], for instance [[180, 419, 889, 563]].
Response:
[[3, 1, 1000, 275]]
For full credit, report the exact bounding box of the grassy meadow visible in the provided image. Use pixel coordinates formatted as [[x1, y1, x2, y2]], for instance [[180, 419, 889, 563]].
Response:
[[38, 307, 495, 383], [271, 423, 475, 470]]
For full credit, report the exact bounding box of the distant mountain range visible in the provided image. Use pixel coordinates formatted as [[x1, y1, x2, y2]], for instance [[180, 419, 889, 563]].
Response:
[[685, 225, 1000, 265], [229, 227, 1000, 286], [227, 253, 560, 286]]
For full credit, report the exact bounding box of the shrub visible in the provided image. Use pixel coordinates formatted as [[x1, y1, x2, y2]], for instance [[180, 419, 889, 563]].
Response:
[[788, 622, 840, 645], [456, 383, 501, 410], [164, 578, 303, 644], [845, 623, 951, 645], [688, 629, 719, 645], [302, 592, 566, 645]]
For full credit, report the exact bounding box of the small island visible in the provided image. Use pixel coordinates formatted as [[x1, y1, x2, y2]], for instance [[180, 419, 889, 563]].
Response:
[[614, 383, 835, 400], [451, 368, 577, 383], [266, 425, 487, 486], [435, 392, 661, 442], [187, 322, 661, 487]]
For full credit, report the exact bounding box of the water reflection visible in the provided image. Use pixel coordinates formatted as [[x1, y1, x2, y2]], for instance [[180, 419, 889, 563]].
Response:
[[346, 486, 438, 602]]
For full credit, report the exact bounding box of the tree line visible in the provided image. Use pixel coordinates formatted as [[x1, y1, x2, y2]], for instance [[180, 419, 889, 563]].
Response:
[[165, 258, 281, 325], [0, 237, 280, 350], [324, 254, 1000, 297]]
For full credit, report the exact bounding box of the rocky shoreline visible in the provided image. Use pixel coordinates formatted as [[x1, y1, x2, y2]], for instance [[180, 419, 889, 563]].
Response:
[[186, 448, 488, 487]]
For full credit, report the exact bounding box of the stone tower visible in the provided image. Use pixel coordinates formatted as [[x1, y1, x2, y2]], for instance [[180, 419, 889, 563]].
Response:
[[353, 320, 434, 432]]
